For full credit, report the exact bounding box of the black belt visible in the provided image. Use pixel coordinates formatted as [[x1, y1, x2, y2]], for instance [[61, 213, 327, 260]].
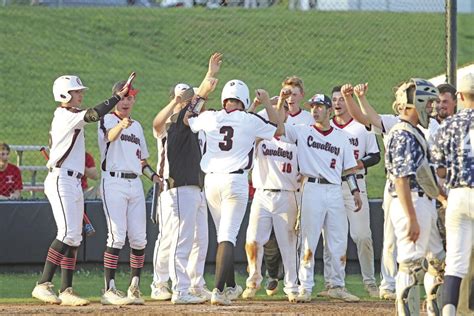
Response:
[[230, 169, 244, 174], [307, 177, 331, 184], [264, 189, 282, 192], [341, 174, 364, 181], [49, 168, 83, 179], [109, 172, 138, 179], [392, 191, 432, 201]]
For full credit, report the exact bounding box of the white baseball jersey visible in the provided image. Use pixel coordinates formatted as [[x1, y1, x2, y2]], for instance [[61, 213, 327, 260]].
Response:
[[47, 107, 87, 173], [98, 113, 149, 175], [282, 123, 357, 184], [252, 138, 299, 191], [188, 109, 277, 173], [331, 118, 379, 175], [257, 108, 315, 126], [372, 115, 439, 148]]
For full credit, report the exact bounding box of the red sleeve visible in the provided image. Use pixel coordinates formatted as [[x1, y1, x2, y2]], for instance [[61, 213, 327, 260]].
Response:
[[12, 165, 23, 190], [85, 152, 95, 168]]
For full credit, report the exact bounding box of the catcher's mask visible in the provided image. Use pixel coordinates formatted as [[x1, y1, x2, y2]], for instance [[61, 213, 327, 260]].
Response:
[[392, 78, 439, 129]]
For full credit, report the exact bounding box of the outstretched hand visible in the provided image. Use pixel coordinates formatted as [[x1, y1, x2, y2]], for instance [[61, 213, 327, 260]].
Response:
[[208, 52, 223, 77]]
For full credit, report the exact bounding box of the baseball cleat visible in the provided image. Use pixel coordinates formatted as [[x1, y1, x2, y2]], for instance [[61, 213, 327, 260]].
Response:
[[295, 289, 312, 303], [101, 287, 134, 305], [379, 289, 397, 300], [127, 285, 145, 305], [58, 287, 90, 306], [224, 284, 243, 300], [150, 282, 172, 301], [265, 278, 279, 296], [327, 287, 360, 302], [211, 288, 231, 306], [32, 282, 61, 304], [171, 292, 206, 305], [242, 287, 258, 299], [189, 286, 212, 301], [365, 283, 380, 298], [287, 291, 299, 303], [317, 289, 330, 297]]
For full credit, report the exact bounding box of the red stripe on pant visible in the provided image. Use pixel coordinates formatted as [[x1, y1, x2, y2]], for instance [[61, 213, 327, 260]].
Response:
[[46, 248, 64, 266], [60, 256, 76, 270], [130, 254, 144, 269], [104, 252, 119, 269]]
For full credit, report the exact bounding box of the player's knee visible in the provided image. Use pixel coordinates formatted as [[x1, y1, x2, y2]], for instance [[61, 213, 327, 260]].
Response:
[[129, 238, 147, 250], [61, 233, 82, 248]]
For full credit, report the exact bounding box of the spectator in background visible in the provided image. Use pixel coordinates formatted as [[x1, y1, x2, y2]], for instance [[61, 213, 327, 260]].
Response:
[[82, 152, 99, 199], [0, 143, 23, 200], [435, 83, 457, 124]]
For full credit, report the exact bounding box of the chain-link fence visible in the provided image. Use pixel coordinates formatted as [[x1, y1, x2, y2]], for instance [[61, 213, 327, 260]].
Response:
[[0, 1, 472, 199]]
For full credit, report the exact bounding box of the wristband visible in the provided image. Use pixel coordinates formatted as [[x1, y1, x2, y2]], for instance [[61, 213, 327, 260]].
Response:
[[187, 96, 206, 115], [142, 164, 158, 182], [346, 174, 360, 195]]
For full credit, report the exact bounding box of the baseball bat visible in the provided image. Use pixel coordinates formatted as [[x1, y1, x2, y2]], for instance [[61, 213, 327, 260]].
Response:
[[39, 147, 96, 237]]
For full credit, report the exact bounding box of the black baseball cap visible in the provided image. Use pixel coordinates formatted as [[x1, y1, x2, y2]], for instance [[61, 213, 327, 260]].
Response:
[[304, 93, 332, 109]]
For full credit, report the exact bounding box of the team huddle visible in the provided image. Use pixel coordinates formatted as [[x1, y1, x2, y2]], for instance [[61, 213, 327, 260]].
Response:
[[31, 52, 473, 315]]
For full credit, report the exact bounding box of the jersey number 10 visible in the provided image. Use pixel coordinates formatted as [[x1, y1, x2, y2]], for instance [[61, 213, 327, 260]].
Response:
[[281, 162, 292, 173]]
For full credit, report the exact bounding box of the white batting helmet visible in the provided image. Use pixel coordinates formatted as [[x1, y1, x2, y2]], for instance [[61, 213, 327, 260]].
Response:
[[392, 78, 438, 128], [53, 75, 88, 103], [221, 79, 250, 110]]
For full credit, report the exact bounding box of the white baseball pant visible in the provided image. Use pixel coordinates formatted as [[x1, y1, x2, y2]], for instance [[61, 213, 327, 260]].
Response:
[[379, 180, 397, 293], [101, 175, 147, 250], [299, 180, 347, 292], [205, 173, 248, 246], [245, 189, 299, 294], [323, 178, 376, 286], [44, 170, 84, 247]]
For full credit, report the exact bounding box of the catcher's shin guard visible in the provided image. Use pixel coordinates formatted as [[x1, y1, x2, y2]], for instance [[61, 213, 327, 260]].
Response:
[[426, 257, 446, 316], [397, 260, 426, 316]]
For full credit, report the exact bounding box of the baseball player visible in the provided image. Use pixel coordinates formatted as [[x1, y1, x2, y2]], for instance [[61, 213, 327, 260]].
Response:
[[188, 71, 282, 305], [242, 88, 299, 302], [278, 93, 362, 303], [150, 53, 221, 305], [318, 85, 381, 299], [32, 75, 130, 306], [249, 76, 314, 295], [384, 78, 446, 315], [432, 72, 474, 316], [98, 80, 160, 305], [434, 83, 457, 124], [343, 82, 443, 301]]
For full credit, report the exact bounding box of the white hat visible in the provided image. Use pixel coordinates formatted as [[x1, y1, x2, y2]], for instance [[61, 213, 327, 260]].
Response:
[[174, 83, 191, 96], [458, 72, 474, 93]]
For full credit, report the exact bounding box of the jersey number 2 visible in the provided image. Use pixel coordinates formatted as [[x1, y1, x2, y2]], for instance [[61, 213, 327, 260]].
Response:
[[330, 158, 336, 169], [219, 126, 234, 151]]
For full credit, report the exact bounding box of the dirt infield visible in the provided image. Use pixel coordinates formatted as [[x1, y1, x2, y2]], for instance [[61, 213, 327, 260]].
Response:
[[0, 300, 395, 315]]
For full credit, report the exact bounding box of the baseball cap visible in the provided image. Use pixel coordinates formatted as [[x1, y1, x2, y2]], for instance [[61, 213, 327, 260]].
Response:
[[112, 80, 139, 97], [174, 83, 191, 96], [304, 93, 332, 109], [457, 72, 474, 93]]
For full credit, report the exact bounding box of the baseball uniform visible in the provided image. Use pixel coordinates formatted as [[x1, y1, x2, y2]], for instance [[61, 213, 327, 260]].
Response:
[[245, 136, 299, 295], [282, 123, 357, 293]]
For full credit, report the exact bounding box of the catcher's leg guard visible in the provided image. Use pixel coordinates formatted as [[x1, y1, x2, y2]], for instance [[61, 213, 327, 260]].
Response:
[[425, 257, 446, 316], [397, 260, 426, 316]]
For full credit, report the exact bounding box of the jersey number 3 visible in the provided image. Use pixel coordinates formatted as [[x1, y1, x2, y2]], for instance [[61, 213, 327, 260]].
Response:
[[219, 126, 234, 151]]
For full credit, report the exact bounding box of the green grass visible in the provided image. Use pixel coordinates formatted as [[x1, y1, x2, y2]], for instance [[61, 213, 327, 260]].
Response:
[[0, 268, 379, 303], [0, 7, 473, 198]]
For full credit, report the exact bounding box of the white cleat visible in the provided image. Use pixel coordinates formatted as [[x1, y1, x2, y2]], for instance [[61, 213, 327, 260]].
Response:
[[224, 284, 243, 301], [32, 282, 61, 304], [327, 287, 360, 302], [101, 287, 134, 305], [189, 287, 212, 301], [296, 289, 312, 303], [211, 288, 231, 306], [127, 285, 145, 305], [242, 287, 258, 299], [379, 289, 397, 300], [287, 291, 299, 303], [58, 287, 90, 306], [150, 282, 172, 301], [365, 283, 380, 298], [171, 292, 206, 305]]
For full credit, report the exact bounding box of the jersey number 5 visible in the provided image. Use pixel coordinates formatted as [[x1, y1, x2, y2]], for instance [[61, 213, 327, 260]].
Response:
[[219, 126, 234, 151]]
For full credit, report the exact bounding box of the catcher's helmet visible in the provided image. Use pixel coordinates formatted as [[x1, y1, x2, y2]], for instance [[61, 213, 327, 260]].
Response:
[[221, 79, 250, 110], [53, 75, 88, 103], [392, 78, 438, 128]]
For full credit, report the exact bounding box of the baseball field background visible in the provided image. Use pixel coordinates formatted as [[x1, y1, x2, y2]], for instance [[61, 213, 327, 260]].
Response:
[[1, 4, 473, 199]]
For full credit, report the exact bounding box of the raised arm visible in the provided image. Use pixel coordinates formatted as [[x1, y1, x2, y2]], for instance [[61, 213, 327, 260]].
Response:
[[341, 83, 371, 127], [353, 83, 383, 130]]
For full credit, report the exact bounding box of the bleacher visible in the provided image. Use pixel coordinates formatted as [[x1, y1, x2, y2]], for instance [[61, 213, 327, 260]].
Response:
[[9, 145, 48, 197]]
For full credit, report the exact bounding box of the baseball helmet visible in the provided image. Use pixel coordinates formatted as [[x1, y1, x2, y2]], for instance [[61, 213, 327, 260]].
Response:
[[221, 79, 250, 110], [392, 78, 438, 128], [53, 75, 88, 103]]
